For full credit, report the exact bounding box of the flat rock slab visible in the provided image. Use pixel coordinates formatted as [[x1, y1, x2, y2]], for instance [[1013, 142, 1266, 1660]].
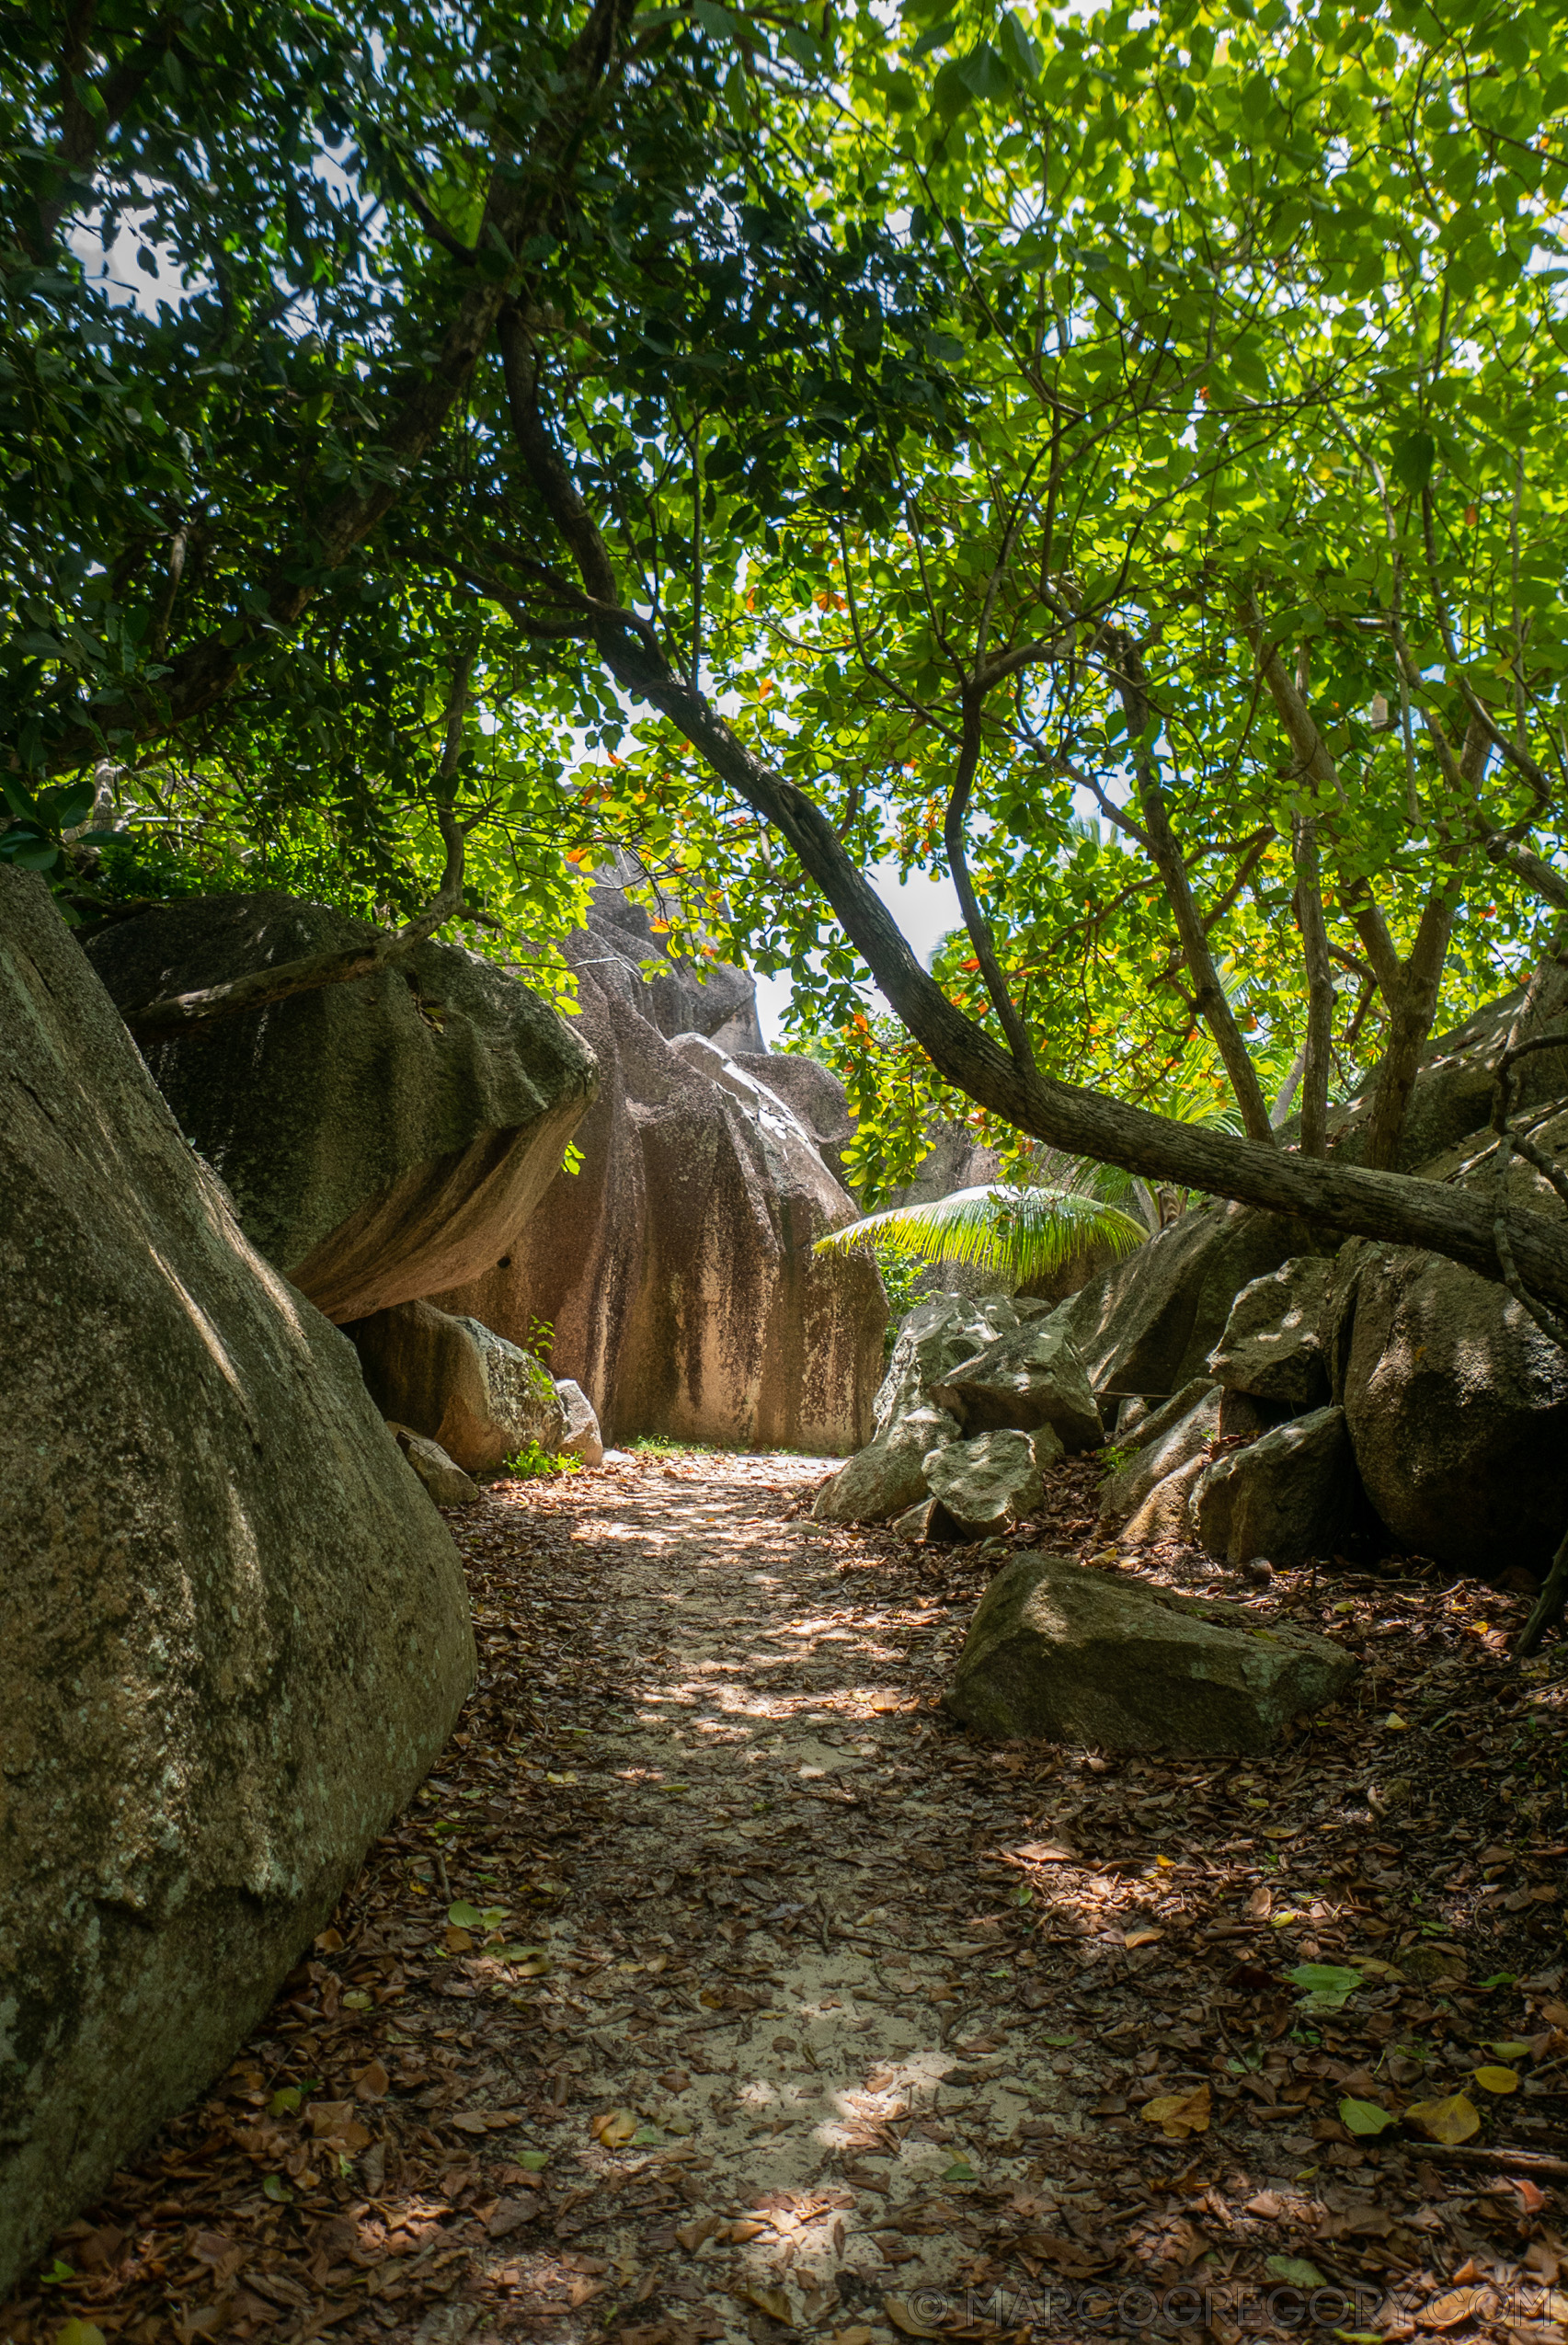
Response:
[[944, 1550, 1357, 1753]]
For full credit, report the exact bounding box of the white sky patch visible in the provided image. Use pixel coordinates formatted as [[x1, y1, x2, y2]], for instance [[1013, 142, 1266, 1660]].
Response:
[[751, 857, 962, 1046]]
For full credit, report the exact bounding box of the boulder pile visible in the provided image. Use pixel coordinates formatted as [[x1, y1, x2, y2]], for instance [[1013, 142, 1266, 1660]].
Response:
[[0, 871, 475, 2293], [812, 1291, 1103, 1535]]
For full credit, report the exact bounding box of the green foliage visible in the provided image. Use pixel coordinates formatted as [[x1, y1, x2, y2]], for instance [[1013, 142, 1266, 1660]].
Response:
[[504, 1440, 580, 1479], [817, 1182, 1147, 1286]]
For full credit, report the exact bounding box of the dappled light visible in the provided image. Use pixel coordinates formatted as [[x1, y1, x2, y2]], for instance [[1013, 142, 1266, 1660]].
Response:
[[11, 1447, 1568, 2345]]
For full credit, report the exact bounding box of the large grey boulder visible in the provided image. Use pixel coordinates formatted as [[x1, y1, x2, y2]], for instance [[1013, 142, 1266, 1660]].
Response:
[[873, 1292, 1021, 1438], [1097, 1382, 1221, 1531], [734, 1050, 857, 1192], [1207, 1256, 1334, 1408], [1341, 1235, 1568, 1572], [944, 1552, 1357, 1751], [928, 1308, 1104, 1452], [1065, 1203, 1316, 1400], [349, 1300, 565, 1472], [812, 1404, 962, 1524], [85, 893, 598, 1323], [437, 904, 885, 1451], [1194, 1404, 1360, 1566], [0, 870, 475, 2295], [922, 1428, 1058, 1539]]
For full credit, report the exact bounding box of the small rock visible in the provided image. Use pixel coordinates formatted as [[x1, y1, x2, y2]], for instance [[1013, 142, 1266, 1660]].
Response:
[[921, 1428, 1056, 1540], [812, 1404, 961, 1524], [555, 1378, 604, 1466], [349, 1300, 565, 1472], [386, 1423, 482, 1505], [887, 1495, 963, 1543], [1097, 1385, 1220, 1533]]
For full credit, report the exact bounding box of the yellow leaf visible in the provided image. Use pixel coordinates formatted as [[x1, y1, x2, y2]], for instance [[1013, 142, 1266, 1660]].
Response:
[[1472, 2065, 1519, 2095], [1383, 1712, 1411, 1732], [740, 2286, 795, 2324], [1140, 2083, 1210, 2139], [1404, 2092, 1481, 2145], [1154, 1854, 1173, 1870], [884, 2296, 944, 2338], [54, 2326, 107, 2345], [590, 2108, 639, 2147]]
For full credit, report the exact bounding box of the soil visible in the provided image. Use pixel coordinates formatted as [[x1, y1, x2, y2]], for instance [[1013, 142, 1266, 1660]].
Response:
[[8, 1447, 1568, 2345]]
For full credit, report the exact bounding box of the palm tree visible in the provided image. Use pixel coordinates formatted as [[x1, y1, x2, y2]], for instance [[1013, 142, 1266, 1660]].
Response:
[[814, 1179, 1148, 1288]]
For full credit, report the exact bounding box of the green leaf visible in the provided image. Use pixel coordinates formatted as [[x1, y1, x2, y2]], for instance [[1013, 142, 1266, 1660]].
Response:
[[1391, 429, 1436, 492], [956, 41, 1010, 100], [1265, 2257, 1327, 2288], [998, 12, 1040, 81], [448, 1901, 484, 1927], [262, 2173, 294, 2203], [814, 1183, 1147, 1283], [517, 2149, 551, 2171], [1338, 2096, 1398, 2136]]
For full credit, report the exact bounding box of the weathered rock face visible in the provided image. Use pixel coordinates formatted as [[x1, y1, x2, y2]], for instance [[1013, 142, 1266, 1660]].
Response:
[[1315, 986, 1568, 1172], [437, 915, 885, 1451], [874, 1293, 1022, 1439], [349, 1300, 565, 1472], [1066, 1204, 1316, 1400], [0, 870, 475, 2295], [922, 1429, 1057, 1539], [1097, 1383, 1221, 1534], [812, 1404, 961, 1525], [1194, 1404, 1359, 1566], [576, 863, 764, 1054], [734, 1050, 857, 1192], [555, 1379, 605, 1467], [929, 1309, 1103, 1452], [944, 1552, 1357, 1751], [1207, 1257, 1334, 1409], [1341, 1239, 1568, 1572], [388, 1424, 482, 1505], [85, 893, 598, 1323]]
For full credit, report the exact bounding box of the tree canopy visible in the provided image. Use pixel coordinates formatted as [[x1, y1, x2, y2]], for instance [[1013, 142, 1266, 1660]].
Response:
[[5, 0, 1568, 1305]]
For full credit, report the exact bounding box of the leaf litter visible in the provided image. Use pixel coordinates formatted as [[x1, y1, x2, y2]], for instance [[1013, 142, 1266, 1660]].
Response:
[[6, 1445, 1568, 2345]]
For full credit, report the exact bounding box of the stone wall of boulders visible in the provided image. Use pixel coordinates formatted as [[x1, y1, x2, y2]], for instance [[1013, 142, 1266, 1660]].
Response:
[[816, 1018, 1568, 1583]]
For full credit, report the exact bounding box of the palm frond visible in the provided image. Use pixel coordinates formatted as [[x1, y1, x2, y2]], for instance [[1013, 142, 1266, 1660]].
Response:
[[815, 1183, 1148, 1287]]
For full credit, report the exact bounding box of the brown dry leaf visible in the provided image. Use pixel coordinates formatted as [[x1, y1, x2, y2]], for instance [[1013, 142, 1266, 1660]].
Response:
[[675, 2217, 721, 2253], [569, 2279, 606, 2307], [1404, 2092, 1482, 2145], [1417, 2285, 1495, 2330], [884, 2296, 943, 2338], [353, 2059, 390, 2102], [831, 2329, 875, 2345], [1123, 1929, 1163, 1950], [449, 2111, 489, 2136], [444, 1926, 475, 1953], [1014, 1842, 1075, 1865], [1139, 2084, 1210, 2140], [738, 2284, 795, 2324], [591, 2108, 639, 2147], [487, 2200, 539, 2241], [1245, 2193, 1284, 2220], [1245, 1887, 1274, 1921]]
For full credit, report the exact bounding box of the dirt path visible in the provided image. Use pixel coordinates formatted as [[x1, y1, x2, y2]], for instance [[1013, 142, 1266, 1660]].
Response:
[[11, 1449, 1568, 2345]]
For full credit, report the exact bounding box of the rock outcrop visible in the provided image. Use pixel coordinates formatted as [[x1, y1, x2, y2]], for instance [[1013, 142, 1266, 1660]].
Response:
[[944, 1552, 1357, 1751], [349, 1300, 566, 1473], [84, 892, 597, 1322], [874, 1293, 1024, 1437], [437, 877, 885, 1450], [1064, 1203, 1315, 1400], [388, 1424, 483, 1505], [0, 870, 475, 2295], [1194, 1404, 1359, 1566], [1206, 1256, 1334, 1410]]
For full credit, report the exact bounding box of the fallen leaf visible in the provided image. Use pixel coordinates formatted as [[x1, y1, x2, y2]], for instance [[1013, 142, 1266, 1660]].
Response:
[[1339, 2097, 1400, 2136], [738, 2284, 795, 2324], [1265, 2257, 1327, 2288], [884, 2296, 943, 2338], [1123, 1929, 1163, 1950], [516, 2149, 550, 2172], [1404, 2092, 1482, 2145], [1383, 1712, 1411, 1732], [447, 1901, 484, 1927], [1245, 2191, 1284, 2219], [675, 2216, 721, 2253], [1140, 2084, 1210, 2140], [1246, 1887, 1275, 1921], [591, 2108, 639, 2147], [941, 2158, 979, 2182], [1014, 1841, 1075, 1864], [1417, 2285, 1494, 2329], [1471, 2065, 1519, 2094], [1484, 2041, 1534, 2061], [352, 2059, 390, 2102], [54, 2325, 107, 2345]]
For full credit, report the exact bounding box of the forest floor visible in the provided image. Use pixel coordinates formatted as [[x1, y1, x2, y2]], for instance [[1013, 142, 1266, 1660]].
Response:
[[9, 1448, 1568, 2345]]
